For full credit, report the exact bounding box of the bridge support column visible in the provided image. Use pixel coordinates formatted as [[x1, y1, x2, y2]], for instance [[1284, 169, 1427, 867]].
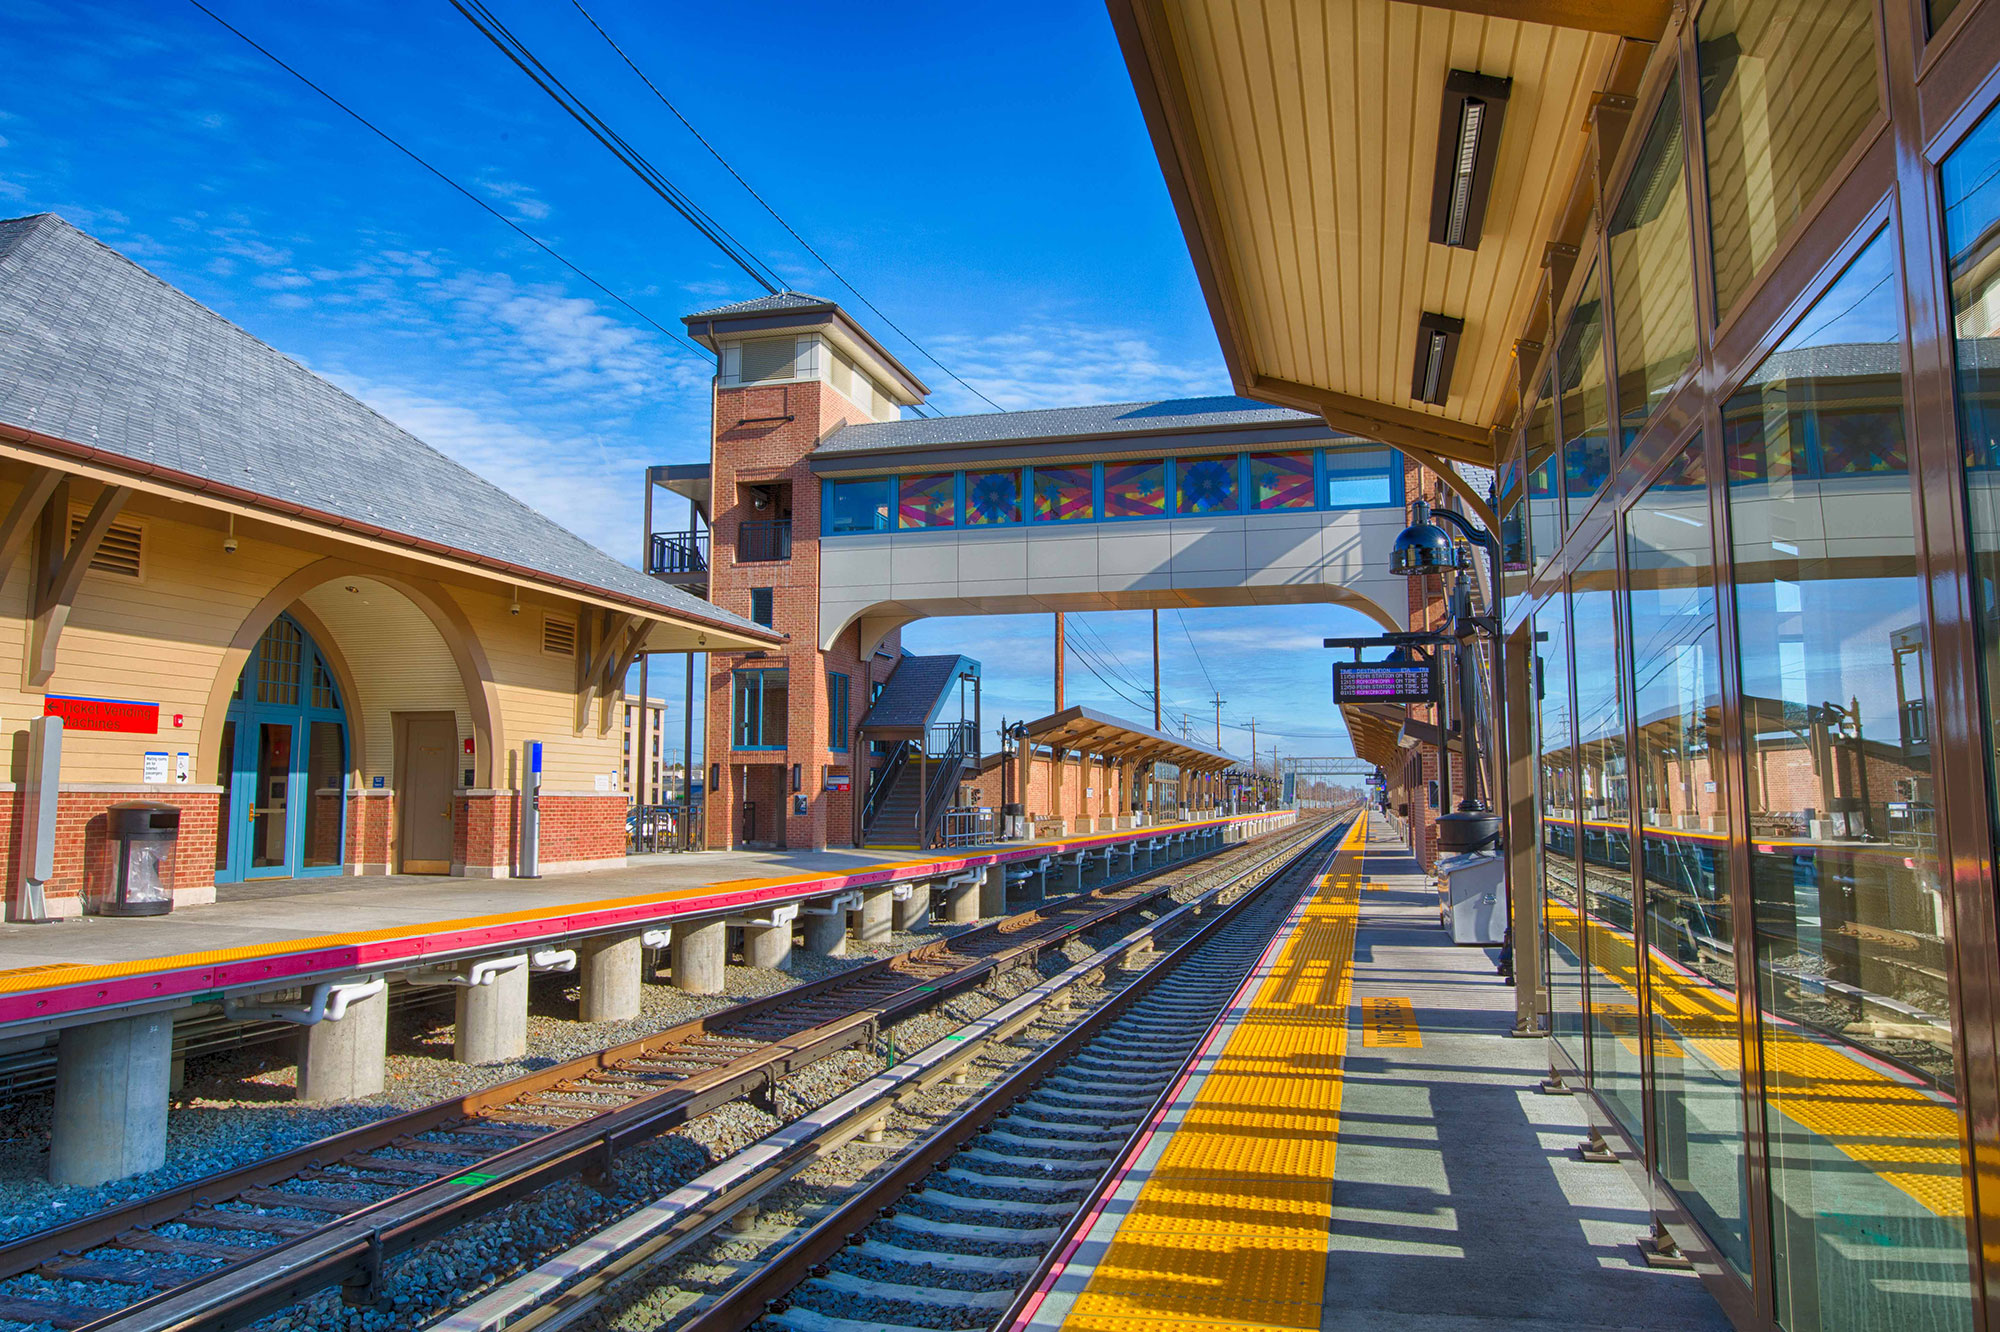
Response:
[[579, 934, 643, 1023], [672, 920, 727, 995], [894, 884, 930, 933], [49, 1013, 172, 1185], [857, 887, 894, 943], [743, 922, 793, 972], [456, 958, 529, 1064], [944, 874, 981, 923], [980, 863, 1009, 916], [298, 984, 388, 1102]]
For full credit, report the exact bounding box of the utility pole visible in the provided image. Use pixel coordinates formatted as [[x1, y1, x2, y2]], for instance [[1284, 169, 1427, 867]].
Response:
[[1212, 690, 1224, 748], [1151, 610, 1162, 731], [1054, 611, 1066, 712], [1249, 718, 1258, 774]]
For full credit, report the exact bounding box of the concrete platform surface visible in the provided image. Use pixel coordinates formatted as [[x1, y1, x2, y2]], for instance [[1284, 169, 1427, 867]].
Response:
[[1021, 814, 1732, 1332], [0, 810, 1289, 1035]]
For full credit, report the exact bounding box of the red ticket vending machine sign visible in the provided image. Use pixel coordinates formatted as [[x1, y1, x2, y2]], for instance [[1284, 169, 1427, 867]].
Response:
[[45, 695, 161, 734], [1331, 663, 1437, 706]]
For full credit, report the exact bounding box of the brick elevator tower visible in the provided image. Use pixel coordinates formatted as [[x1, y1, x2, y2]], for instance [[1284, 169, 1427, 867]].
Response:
[[684, 295, 931, 851]]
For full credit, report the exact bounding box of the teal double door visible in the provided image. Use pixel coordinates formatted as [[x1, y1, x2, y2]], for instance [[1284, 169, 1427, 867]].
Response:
[[215, 616, 351, 883]]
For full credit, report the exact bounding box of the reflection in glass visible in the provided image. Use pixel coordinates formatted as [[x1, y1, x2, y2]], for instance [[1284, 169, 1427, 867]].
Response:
[[303, 721, 346, 870], [1724, 229, 1970, 1332], [216, 718, 235, 872], [1500, 461, 1526, 621], [1626, 441, 1750, 1276], [1104, 461, 1167, 519], [252, 722, 292, 870], [1559, 267, 1610, 506], [1526, 378, 1562, 571], [1175, 456, 1239, 514], [1928, 0, 1962, 31], [1574, 534, 1642, 1142], [1698, 0, 1881, 316], [1945, 104, 2000, 838], [1608, 74, 1698, 446], [1032, 465, 1095, 523], [1536, 595, 1584, 1074], [964, 471, 1022, 525], [897, 474, 956, 528], [824, 479, 890, 534]]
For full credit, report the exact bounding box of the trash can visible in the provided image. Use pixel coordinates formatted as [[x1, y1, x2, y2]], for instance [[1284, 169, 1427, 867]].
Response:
[[103, 802, 179, 916]]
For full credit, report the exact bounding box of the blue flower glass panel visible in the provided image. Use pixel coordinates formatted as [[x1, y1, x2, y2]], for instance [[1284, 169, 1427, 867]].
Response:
[[965, 470, 1022, 525]]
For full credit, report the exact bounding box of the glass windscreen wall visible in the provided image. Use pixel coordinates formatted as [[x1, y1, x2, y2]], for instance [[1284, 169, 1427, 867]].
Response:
[[1608, 73, 1698, 446], [1697, 0, 1881, 317], [1574, 532, 1642, 1141], [1723, 228, 1971, 1332], [1559, 267, 1611, 506], [1625, 439, 1749, 1277], [1945, 103, 2000, 847], [1537, 593, 1585, 1074], [1526, 378, 1562, 572]]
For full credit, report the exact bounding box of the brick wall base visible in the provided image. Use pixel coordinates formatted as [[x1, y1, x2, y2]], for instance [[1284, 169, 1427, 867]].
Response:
[[0, 785, 222, 915]]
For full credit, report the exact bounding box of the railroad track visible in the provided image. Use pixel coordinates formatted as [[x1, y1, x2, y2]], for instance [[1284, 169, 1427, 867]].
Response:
[[0, 818, 1327, 1332], [426, 814, 1351, 1332]]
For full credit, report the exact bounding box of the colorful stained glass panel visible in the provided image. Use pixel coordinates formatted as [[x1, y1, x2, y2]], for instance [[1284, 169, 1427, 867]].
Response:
[[1104, 461, 1166, 519], [1175, 456, 1239, 514], [1032, 466, 1095, 523], [898, 474, 955, 528], [965, 470, 1022, 525], [1249, 453, 1314, 510]]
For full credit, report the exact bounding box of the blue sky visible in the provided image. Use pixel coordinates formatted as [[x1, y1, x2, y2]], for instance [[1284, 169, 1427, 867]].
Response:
[[3, 0, 1378, 766]]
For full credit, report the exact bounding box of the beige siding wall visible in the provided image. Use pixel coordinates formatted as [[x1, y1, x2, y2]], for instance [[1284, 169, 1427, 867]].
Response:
[[0, 473, 626, 796]]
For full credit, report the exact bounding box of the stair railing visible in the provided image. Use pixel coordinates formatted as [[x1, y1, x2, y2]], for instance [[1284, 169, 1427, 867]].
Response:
[[863, 740, 912, 834]]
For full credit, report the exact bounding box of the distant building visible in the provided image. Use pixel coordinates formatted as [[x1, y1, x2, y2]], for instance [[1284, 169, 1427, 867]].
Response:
[[619, 698, 679, 804]]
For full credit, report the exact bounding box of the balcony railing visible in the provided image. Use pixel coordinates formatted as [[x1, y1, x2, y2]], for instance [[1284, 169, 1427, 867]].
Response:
[[737, 519, 793, 564], [650, 530, 709, 576]]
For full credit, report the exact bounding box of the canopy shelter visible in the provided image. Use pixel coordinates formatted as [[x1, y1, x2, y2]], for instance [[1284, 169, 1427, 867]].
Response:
[[1019, 705, 1234, 774], [857, 654, 982, 745], [1341, 703, 1410, 772]]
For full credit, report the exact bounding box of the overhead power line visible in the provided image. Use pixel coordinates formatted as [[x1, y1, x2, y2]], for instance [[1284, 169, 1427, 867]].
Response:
[[187, 0, 706, 359], [1176, 610, 1219, 696], [448, 0, 783, 293], [565, 0, 1008, 414]]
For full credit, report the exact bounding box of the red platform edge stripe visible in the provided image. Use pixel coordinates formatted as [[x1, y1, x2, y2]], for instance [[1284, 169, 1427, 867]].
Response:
[[1, 814, 1281, 1028]]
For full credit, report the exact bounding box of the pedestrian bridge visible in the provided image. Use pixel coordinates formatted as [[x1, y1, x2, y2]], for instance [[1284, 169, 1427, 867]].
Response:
[[659, 397, 1427, 655]]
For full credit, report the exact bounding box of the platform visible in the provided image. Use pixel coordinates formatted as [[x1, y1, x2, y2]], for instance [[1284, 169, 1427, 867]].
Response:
[[1017, 813, 1732, 1332], [0, 810, 1292, 1036]]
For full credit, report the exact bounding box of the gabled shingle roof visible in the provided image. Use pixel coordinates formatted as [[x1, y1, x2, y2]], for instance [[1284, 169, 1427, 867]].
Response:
[[816, 395, 1333, 456], [682, 291, 835, 322], [0, 214, 770, 635]]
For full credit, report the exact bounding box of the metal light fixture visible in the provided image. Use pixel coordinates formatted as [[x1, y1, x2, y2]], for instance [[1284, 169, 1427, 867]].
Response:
[[1428, 70, 1511, 250], [1411, 313, 1464, 407], [1390, 499, 1461, 575]]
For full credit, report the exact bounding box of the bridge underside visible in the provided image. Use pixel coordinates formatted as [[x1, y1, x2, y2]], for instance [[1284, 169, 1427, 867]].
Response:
[[833, 580, 1405, 657]]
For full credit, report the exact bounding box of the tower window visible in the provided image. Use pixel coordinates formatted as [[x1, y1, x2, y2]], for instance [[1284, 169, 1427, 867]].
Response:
[[737, 337, 799, 384], [750, 587, 774, 627]]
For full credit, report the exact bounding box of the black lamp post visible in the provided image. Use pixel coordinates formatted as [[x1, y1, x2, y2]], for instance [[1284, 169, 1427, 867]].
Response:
[[1392, 498, 1502, 854]]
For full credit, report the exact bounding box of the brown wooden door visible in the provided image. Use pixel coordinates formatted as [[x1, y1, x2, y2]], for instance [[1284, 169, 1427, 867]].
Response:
[[395, 711, 457, 874]]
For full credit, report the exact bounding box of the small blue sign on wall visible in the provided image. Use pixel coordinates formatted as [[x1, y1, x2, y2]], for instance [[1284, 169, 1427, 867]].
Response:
[[372, 775, 385, 789]]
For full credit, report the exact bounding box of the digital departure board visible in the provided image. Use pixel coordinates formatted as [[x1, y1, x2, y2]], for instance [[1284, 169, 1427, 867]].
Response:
[[1332, 662, 1437, 705]]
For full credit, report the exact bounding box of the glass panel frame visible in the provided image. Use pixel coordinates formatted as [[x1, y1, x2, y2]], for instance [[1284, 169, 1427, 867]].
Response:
[[897, 473, 957, 529], [1559, 263, 1612, 508], [1608, 71, 1699, 448], [1323, 447, 1400, 509], [823, 479, 892, 534], [1103, 460, 1168, 520], [1174, 455, 1240, 515]]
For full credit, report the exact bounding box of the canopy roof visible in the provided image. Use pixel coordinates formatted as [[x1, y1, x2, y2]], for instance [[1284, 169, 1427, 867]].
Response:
[[1017, 704, 1235, 773]]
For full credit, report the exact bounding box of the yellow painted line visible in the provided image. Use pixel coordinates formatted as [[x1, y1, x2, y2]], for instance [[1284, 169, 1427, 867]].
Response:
[[1059, 815, 1365, 1332], [1361, 996, 1420, 1048], [0, 812, 1287, 997]]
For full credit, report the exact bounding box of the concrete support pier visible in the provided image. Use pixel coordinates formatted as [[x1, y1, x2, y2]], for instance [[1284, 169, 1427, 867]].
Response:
[[979, 864, 1009, 917], [944, 874, 981, 924], [893, 885, 930, 933], [1057, 855, 1085, 894], [803, 898, 847, 957], [857, 887, 893, 943], [743, 922, 793, 971], [578, 934, 643, 1023], [672, 919, 727, 994], [455, 959, 529, 1065], [49, 1013, 172, 1186], [297, 985, 388, 1102]]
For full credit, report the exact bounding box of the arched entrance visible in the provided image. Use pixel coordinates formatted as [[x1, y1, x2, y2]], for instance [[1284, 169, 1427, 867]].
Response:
[[215, 614, 351, 883]]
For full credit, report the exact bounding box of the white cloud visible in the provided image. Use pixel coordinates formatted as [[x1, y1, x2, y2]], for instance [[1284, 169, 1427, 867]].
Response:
[[922, 319, 1225, 413], [477, 177, 552, 222]]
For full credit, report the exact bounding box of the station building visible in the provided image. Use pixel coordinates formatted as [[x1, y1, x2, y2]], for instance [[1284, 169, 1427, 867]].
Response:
[[0, 213, 776, 915], [1109, 0, 2000, 1327]]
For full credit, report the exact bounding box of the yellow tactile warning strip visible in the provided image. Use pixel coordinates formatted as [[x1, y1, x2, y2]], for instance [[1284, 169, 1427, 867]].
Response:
[[0, 813, 1281, 1001], [1361, 996, 1419, 1047], [1550, 899, 1967, 1217], [1057, 815, 1367, 1331]]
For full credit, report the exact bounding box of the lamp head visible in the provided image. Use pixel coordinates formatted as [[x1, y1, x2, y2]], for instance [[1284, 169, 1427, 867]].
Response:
[[1390, 504, 1459, 576]]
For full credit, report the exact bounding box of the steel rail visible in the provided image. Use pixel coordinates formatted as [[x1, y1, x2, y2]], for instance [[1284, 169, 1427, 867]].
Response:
[[672, 817, 1351, 1332], [413, 812, 1346, 1332], [40, 821, 1316, 1332]]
